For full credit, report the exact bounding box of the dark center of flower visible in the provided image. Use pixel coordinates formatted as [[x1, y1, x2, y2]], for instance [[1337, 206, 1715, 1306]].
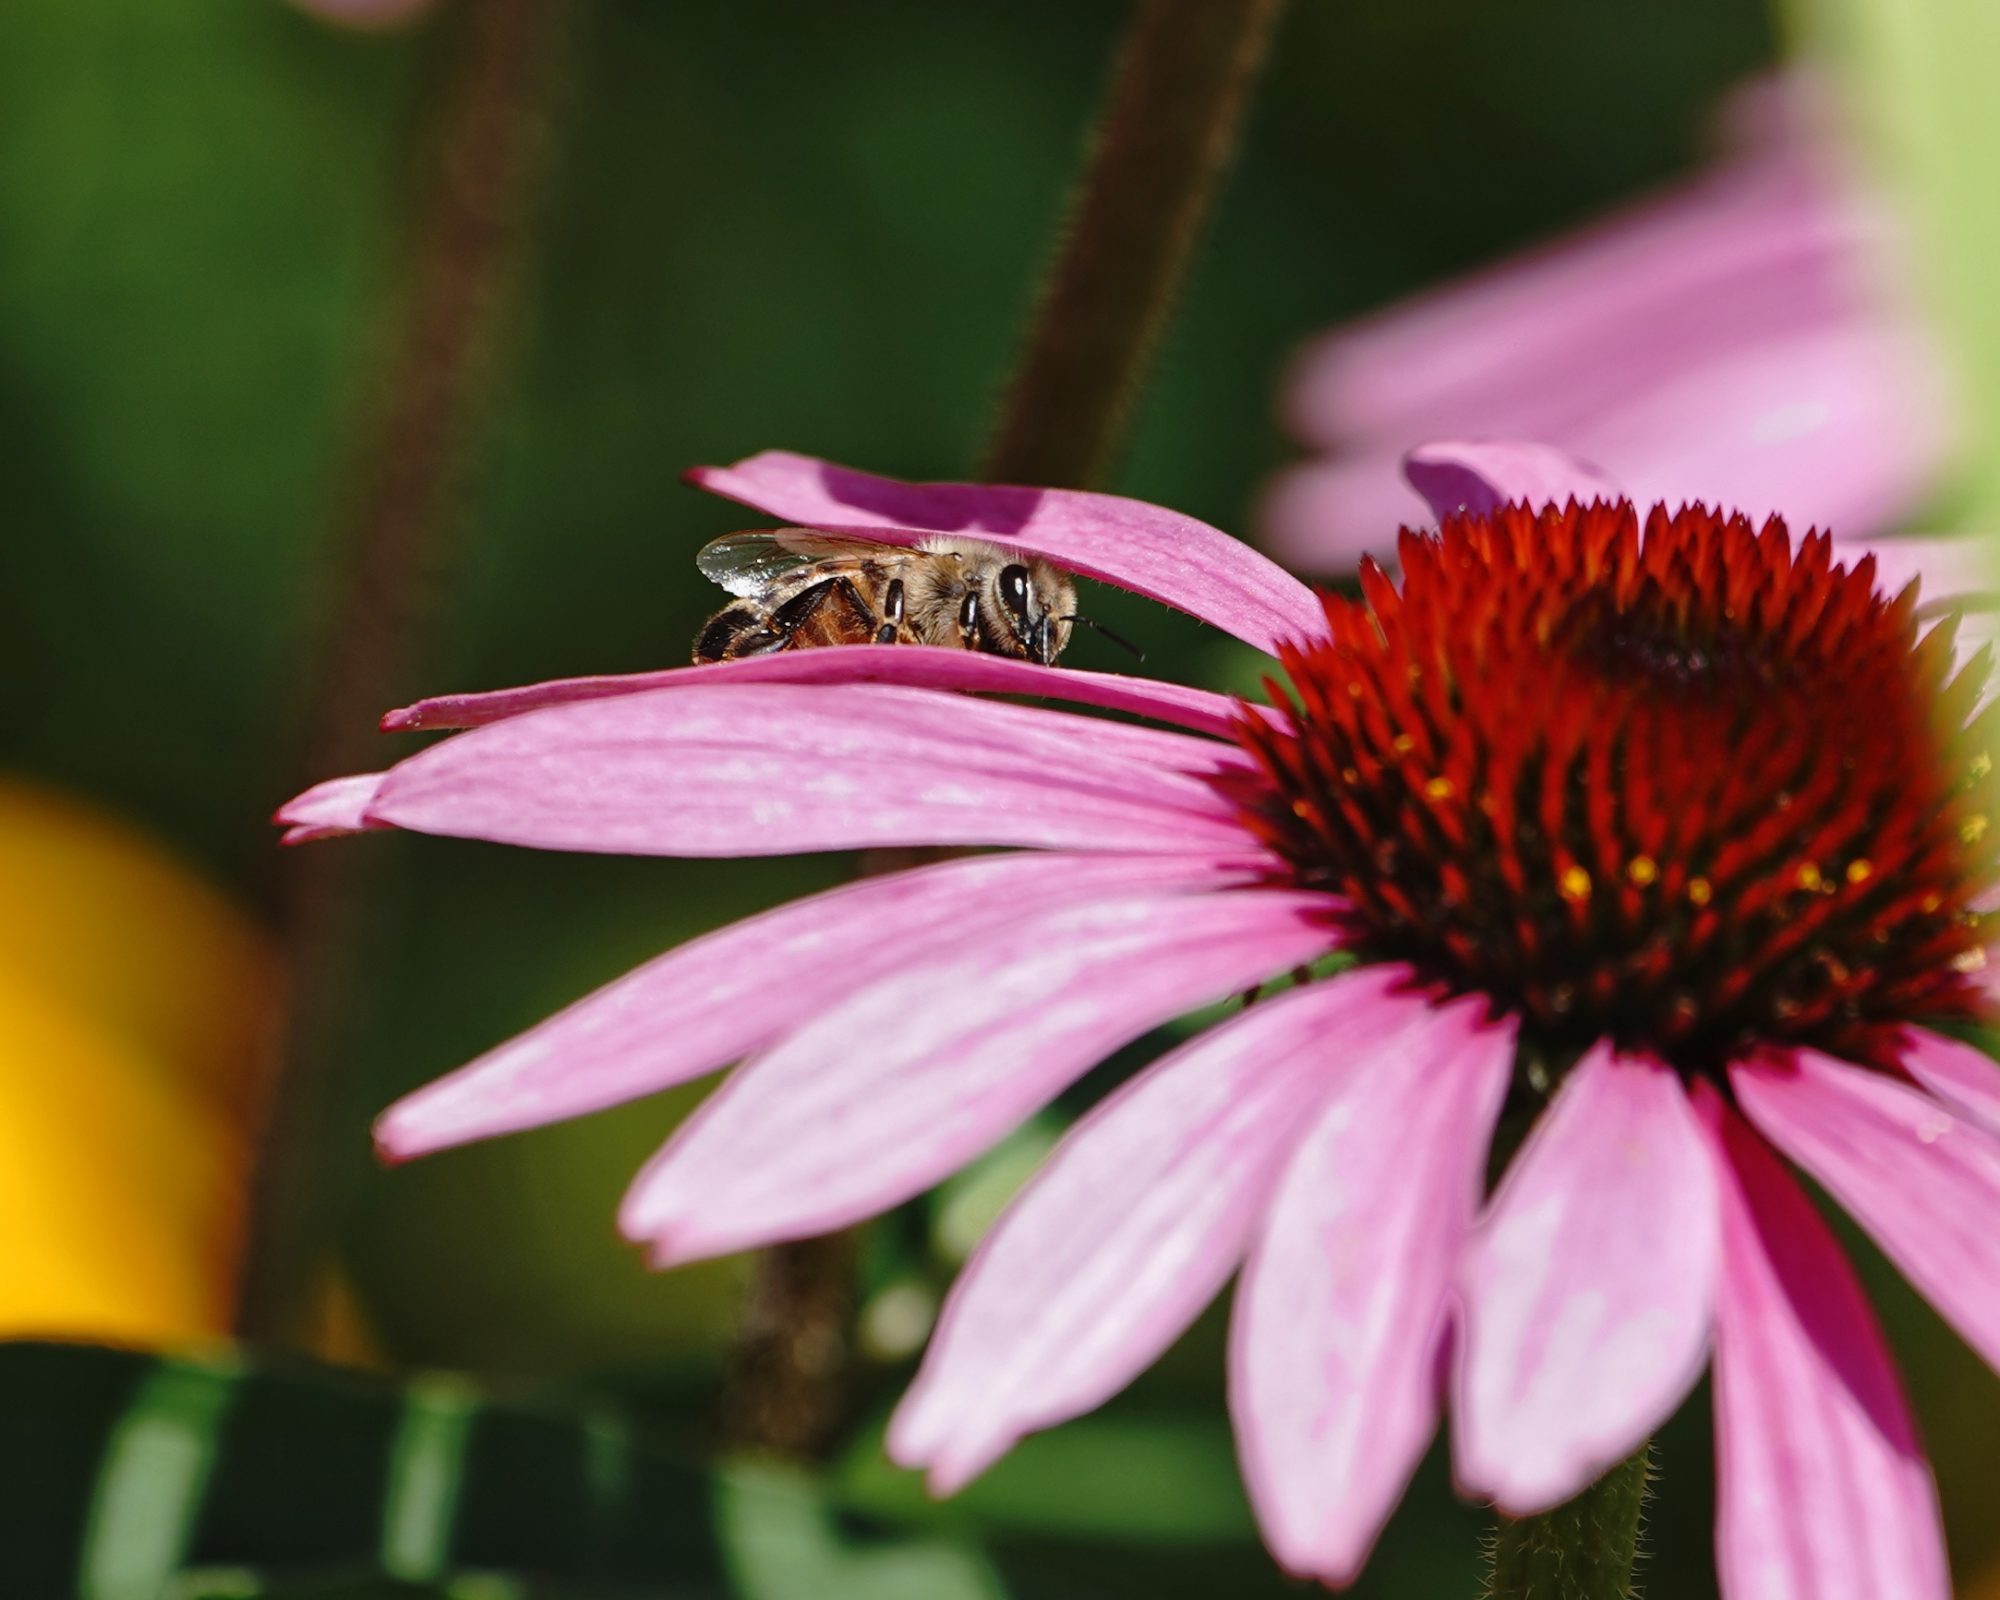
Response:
[[1231, 500, 1999, 1073]]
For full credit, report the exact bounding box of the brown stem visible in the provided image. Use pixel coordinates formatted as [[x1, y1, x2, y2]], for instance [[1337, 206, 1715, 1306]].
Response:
[[717, 0, 1288, 1456], [237, 0, 575, 1344], [982, 0, 1290, 489], [717, 1232, 863, 1461]]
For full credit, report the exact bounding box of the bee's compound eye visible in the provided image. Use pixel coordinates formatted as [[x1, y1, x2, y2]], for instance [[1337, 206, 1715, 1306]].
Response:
[[998, 564, 1032, 619]]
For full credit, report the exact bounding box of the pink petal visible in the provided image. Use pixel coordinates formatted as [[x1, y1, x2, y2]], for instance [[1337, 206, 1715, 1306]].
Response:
[[1734, 1049, 2000, 1376], [273, 772, 389, 844], [359, 683, 1254, 858], [1230, 991, 1514, 1584], [617, 887, 1336, 1263], [384, 644, 1249, 741], [688, 451, 1326, 655], [889, 966, 1426, 1493], [375, 850, 1256, 1159], [1697, 1084, 1948, 1600], [1403, 440, 1624, 521], [1899, 1026, 2000, 1138], [1453, 1048, 1718, 1513]]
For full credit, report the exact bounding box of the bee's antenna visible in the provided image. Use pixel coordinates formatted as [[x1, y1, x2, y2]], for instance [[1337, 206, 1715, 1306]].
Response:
[[1062, 615, 1145, 663]]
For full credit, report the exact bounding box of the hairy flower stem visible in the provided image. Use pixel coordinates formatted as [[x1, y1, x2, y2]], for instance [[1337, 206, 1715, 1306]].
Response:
[[237, 0, 574, 1344], [982, 0, 1289, 488], [719, 0, 1287, 1456], [1486, 1446, 1652, 1600]]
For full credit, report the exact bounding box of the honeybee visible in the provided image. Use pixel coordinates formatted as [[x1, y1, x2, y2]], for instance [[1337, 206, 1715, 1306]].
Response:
[[692, 529, 1080, 665]]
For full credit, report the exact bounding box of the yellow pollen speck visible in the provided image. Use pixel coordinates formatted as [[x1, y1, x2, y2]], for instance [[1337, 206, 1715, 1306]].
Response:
[[1973, 751, 1993, 779], [1688, 877, 1713, 906], [1392, 734, 1416, 754], [1424, 777, 1455, 801], [1796, 862, 1824, 893], [1291, 799, 1314, 820], [1954, 948, 1989, 974], [1558, 865, 1592, 902], [1921, 893, 1944, 914], [1845, 859, 1873, 885], [1962, 814, 1989, 844], [1346, 682, 1363, 699], [1626, 855, 1658, 887]]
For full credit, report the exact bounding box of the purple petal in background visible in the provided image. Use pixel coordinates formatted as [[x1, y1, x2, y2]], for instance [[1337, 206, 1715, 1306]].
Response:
[[1260, 78, 1954, 572], [1230, 992, 1513, 1585], [1698, 1084, 1948, 1600], [890, 966, 1426, 1493], [618, 887, 1335, 1263], [690, 451, 1327, 654], [1454, 1048, 1718, 1513]]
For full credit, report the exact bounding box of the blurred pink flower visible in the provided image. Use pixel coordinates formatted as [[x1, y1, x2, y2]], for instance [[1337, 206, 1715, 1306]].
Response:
[[285, 0, 437, 31], [1260, 79, 1959, 574], [282, 446, 2000, 1595]]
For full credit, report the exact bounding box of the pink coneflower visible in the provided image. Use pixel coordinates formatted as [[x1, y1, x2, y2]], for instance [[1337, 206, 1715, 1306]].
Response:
[[1260, 76, 1959, 578], [280, 445, 2000, 1595]]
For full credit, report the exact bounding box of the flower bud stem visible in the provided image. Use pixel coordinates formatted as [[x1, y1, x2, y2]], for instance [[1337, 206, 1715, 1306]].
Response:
[[982, 0, 1289, 489], [237, 0, 574, 1344], [1486, 1446, 1653, 1600]]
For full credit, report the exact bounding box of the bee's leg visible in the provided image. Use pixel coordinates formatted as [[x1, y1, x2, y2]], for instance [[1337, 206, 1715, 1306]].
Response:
[[696, 604, 784, 662], [768, 577, 841, 642], [873, 579, 905, 645], [957, 589, 981, 651]]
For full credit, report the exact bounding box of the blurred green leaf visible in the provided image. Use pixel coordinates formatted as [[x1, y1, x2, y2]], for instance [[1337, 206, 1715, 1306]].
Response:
[[718, 1463, 1003, 1600], [0, 1341, 1023, 1598], [837, 1412, 1255, 1545]]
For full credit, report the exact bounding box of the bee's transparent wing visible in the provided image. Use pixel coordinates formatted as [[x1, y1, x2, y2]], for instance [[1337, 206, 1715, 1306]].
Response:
[[695, 529, 891, 598]]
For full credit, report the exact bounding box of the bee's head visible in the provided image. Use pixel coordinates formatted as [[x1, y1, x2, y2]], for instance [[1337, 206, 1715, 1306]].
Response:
[[988, 559, 1078, 665]]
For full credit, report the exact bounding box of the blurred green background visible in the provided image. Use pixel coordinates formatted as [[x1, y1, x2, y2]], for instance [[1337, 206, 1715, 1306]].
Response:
[[5, 0, 1997, 1596]]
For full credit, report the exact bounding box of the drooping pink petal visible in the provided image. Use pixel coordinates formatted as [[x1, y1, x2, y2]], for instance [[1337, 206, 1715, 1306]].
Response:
[[273, 772, 390, 845], [688, 451, 1326, 654], [375, 850, 1260, 1160], [1230, 991, 1514, 1585], [331, 683, 1257, 858], [1259, 82, 1956, 576], [617, 887, 1337, 1264], [1899, 1026, 2000, 1138], [889, 966, 1426, 1494], [1454, 1048, 1718, 1514], [1697, 1083, 1948, 1600], [1283, 130, 1846, 448], [383, 644, 1249, 741], [1734, 1049, 2000, 1375], [1403, 440, 1624, 522]]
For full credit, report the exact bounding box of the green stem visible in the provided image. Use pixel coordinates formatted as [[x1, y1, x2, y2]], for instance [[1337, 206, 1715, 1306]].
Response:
[[237, 0, 575, 1345], [1486, 1446, 1653, 1600], [981, 0, 1289, 488]]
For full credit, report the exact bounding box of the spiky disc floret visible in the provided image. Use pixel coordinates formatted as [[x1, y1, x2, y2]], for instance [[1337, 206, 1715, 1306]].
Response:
[[1232, 500, 1999, 1071]]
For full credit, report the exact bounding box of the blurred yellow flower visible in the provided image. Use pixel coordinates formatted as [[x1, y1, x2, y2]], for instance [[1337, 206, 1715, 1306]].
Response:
[[0, 778, 279, 1343]]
